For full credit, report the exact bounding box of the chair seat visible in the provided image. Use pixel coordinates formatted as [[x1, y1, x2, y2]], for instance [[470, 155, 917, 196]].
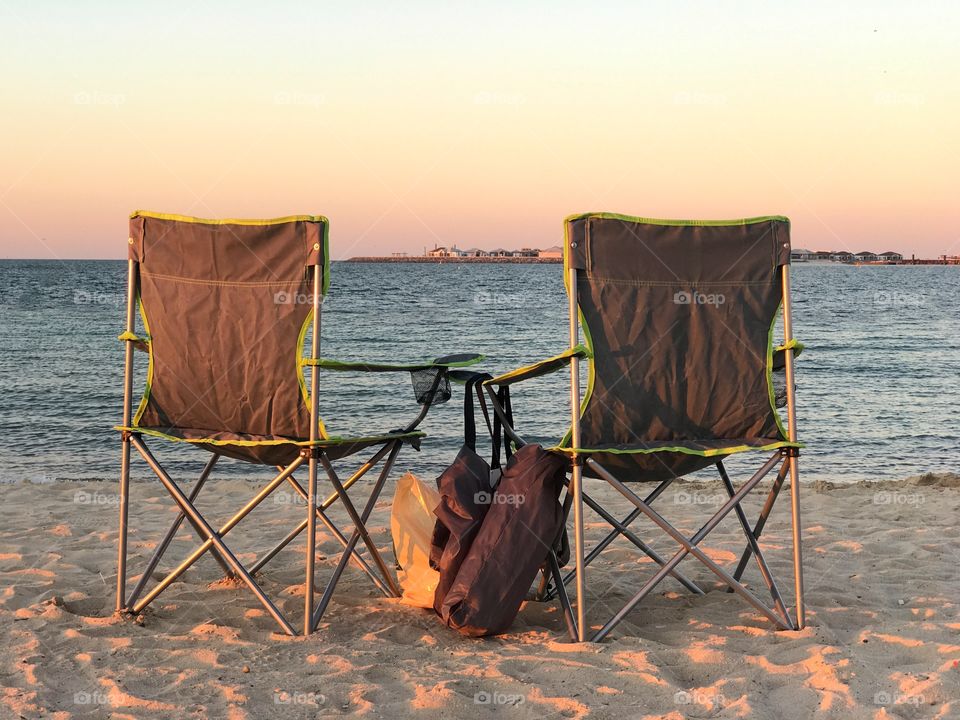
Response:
[[559, 437, 799, 457], [115, 425, 425, 465], [555, 438, 800, 484]]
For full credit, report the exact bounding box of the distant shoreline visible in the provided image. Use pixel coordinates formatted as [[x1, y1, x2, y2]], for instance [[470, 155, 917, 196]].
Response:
[[346, 256, 562, 264], [344, 256, 958, 265]]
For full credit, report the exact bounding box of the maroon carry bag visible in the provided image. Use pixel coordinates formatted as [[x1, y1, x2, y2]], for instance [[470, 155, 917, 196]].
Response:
[[439, 443, 567, 636]]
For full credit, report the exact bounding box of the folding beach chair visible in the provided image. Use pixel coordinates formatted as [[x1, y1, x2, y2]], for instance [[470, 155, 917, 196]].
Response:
[[114, 211, 481, 636], [484, 213, 805, 642]]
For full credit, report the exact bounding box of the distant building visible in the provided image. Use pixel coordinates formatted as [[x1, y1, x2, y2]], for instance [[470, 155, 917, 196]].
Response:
[[831, 251, 853, 262], [812, 251, 833, 261], [538, 246, 563, 259], [427, 246, 470, 257], [463, 248, 488, 257], [855, 251, 879, 262], [489, 248, 514, 257], [879, 251, 903, 262], [791, 248, 813, 261], [515, 248, 538, 258]]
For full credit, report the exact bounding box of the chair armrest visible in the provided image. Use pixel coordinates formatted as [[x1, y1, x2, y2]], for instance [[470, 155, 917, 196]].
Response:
[[118, 331, 150, 353], [773, 340, 805, 370], [484, 345, 591, 386], [302, 353, 484, 372]]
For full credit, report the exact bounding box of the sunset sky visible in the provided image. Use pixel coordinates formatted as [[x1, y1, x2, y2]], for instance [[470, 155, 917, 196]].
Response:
[[1, 1, 957, 259]]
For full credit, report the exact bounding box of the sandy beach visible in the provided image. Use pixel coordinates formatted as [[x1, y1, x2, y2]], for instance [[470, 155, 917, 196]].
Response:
[[1, 472, 957, 719]]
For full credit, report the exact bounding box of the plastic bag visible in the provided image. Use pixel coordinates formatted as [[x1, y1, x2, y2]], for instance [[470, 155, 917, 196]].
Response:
[[390, 472, 442, 608]]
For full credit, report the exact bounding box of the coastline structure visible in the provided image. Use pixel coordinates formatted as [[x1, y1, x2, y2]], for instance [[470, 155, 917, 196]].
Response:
[[791, 248, 959, 265], [348, 245, 958, 265], [349, 244, 563, 263], [347, 255, 562, 263]]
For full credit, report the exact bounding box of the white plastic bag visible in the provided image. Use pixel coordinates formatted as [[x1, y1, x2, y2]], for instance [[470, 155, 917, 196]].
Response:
[[390, 472, 441, 608]]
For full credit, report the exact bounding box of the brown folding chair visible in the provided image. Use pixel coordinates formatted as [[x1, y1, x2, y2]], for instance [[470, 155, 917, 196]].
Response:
[[114, 211, 481, 635], [484, 213, 805, 642]]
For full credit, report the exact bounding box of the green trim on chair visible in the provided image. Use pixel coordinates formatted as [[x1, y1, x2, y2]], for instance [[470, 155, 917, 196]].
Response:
[[303, 356, 484, 372], [565, 212, 789, 227], [552, 440, 803, 457], [130, 210, 329, 226], [114, 425, 425, 448], [484, 345, 589, 386], [131, 295, 153, 427]]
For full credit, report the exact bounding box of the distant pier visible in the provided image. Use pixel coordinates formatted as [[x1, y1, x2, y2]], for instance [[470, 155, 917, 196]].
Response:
[[346, 256, 562, 264]]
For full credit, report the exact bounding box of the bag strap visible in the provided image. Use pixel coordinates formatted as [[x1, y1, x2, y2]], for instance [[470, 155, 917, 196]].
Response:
[[474, 379, 494, 440], [499, 386, 514, 462], [462, 372, 493, 452], [461, 372, 508, 470]]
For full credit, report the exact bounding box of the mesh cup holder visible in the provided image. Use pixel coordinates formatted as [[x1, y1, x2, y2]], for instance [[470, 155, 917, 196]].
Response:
[[411, 367, 451, 406]]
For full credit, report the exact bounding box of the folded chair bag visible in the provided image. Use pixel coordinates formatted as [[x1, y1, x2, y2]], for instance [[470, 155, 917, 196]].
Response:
[[440, 443, 567, 636]]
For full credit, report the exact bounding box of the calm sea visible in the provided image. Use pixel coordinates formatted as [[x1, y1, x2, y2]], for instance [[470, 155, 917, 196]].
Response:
[[0, 260, 957, 485]]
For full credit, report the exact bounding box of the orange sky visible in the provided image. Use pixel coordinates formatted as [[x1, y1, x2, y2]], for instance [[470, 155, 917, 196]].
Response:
[[1, 2, 957, 259]]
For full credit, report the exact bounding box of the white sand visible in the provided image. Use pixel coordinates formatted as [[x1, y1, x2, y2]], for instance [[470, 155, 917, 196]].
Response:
[[1, 472, 958, 719]]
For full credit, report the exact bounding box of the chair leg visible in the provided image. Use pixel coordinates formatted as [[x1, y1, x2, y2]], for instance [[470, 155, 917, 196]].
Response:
[[536, 491, 574, 601], [587, 454, 790, 641], [716, 462, 792, 628], [312, 442, 401, 627], [546, 550, 578, 641], [248, 446, 393, 575], [789, 453, 805, 630], [577, 475, 676, 569], [282, 475, 391, 596], [127, 454, 221, 608], [131, 436, 297, 635], [116, 436, 132, 613], [551, 478, 702, 598], [571, 459, 587, 642], [305, 450, 318, 636], [730, 460, 789, 585], [129, 440, 303, 630], [318, 451, 401, 597]]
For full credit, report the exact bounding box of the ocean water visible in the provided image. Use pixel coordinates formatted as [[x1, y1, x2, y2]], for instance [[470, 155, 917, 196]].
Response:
[[0, 260, 957, 485]]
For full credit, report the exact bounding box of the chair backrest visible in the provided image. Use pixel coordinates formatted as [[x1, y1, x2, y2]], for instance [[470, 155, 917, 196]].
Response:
[[128, 212, 328, 441], [564, 213, 791, 448]]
